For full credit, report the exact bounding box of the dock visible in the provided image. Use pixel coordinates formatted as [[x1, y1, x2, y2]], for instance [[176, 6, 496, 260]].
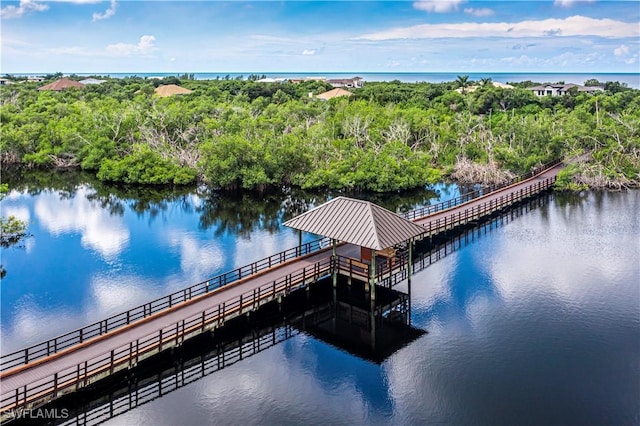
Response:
[[0, 159, 562, 416]]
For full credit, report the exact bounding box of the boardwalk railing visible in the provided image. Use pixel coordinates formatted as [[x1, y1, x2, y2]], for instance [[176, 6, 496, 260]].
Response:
[[0, 258, 333, 414], [402, 159, 561, 221], [418, 177, 556, 237], [61, 325, 299, 426], [0, 236, 332, 372], [0, 160, 560, 374]]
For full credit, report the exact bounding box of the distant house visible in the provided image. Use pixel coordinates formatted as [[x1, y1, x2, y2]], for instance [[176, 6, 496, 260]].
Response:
[[528, 83, 604, 97], [79, 78, 107, 85], [327, 77, 364, 89], [154, 84, 193, 97], [0, 78, 10, 86], [27, 76, 45, 83], [38, 78, 84, 91], [315, 87, 353, 101]]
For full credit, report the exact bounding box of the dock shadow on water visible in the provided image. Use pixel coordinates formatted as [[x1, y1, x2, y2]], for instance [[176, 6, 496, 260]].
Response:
[[6, 279, 423, 426]]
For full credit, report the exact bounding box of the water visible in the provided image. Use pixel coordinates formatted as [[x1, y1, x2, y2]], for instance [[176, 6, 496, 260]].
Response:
[[1, 174, 638, 425]]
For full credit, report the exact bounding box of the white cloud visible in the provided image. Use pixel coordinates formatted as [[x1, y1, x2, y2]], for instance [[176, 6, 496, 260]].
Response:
[[413, 0, 465, 13], [356, 16, 639, 40], [0, 0, 48, 19], [302, 49, 316, 56], [613, 44, 637, 64], [614, 44, 629, 56], [0, 0, 107, 19], [92, 0, 116, 21], [464, 7, 494, 17], [106, 35, 156, 56], [48, 0, 102, 3], [554, 0, 596, 7]]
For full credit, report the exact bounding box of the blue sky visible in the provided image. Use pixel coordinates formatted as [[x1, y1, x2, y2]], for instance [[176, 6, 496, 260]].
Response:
[[1, 0, 639, 73]]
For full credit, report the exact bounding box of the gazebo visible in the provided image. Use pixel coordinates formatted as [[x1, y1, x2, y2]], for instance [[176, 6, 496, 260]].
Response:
[[284, 196, 425, 298]]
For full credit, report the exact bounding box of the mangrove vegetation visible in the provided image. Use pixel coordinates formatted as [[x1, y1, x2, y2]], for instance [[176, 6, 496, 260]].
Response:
[[1, 76, 638, 192]]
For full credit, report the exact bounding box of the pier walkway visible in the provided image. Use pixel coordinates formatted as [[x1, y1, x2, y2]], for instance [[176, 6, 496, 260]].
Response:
[[0, 160, 562, 416]]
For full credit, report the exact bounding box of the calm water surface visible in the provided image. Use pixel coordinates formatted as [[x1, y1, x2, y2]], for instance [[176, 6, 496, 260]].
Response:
[[1, 175, 638, 425]]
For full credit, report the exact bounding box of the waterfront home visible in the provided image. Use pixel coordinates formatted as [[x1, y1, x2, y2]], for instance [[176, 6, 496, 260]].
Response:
[[327, 77, 364, 89], [528, 83, 604, 96]]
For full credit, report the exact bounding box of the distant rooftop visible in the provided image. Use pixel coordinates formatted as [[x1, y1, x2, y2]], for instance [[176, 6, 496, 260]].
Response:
[[38, 78, 84, 91]]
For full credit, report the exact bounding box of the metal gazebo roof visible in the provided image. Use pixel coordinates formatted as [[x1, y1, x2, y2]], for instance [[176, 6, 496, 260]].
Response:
[[283, 196, 425, 250]]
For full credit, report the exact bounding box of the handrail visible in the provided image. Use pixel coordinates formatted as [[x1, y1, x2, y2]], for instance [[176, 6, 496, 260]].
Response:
[[418, 177, 556, 236], [0, 236, 332, 371], [402, 158, 561, 221], [1, 257, 334, 413]]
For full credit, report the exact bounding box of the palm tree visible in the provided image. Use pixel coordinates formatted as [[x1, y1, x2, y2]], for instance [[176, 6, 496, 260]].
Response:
[[480, 77, 492, 87], [456, 75, 470, 94]]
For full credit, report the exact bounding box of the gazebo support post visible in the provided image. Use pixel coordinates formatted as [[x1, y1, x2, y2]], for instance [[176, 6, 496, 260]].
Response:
[[369, 249, 376, 302], [332, 239, 337, 289], [369, 249, 377, 349], [408, 239, 413, 285]]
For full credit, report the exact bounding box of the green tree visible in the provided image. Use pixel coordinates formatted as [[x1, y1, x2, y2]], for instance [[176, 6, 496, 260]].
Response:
[[0, 183, 30, 278], [456, 75, 471, 94]]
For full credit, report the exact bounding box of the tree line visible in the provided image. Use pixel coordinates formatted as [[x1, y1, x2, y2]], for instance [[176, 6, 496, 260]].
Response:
[[1, 76, 638, 192]]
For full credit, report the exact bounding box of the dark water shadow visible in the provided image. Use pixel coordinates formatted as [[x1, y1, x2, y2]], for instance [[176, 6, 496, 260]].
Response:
[[9, 279, 421, 426]]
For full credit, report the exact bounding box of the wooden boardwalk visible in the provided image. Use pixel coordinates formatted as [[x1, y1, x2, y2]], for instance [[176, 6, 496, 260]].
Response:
[[0, 160, 562, 415]]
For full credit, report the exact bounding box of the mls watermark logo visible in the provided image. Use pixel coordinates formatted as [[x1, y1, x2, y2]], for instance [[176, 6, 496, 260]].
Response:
[[2, 408, 69, 420]]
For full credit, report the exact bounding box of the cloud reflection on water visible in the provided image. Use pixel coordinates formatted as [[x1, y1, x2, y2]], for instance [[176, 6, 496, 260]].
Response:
[[34, 186, 130, 259]]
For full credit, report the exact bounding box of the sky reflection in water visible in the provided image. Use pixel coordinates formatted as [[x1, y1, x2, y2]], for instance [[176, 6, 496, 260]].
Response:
[[1, 178, 637, 424]]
